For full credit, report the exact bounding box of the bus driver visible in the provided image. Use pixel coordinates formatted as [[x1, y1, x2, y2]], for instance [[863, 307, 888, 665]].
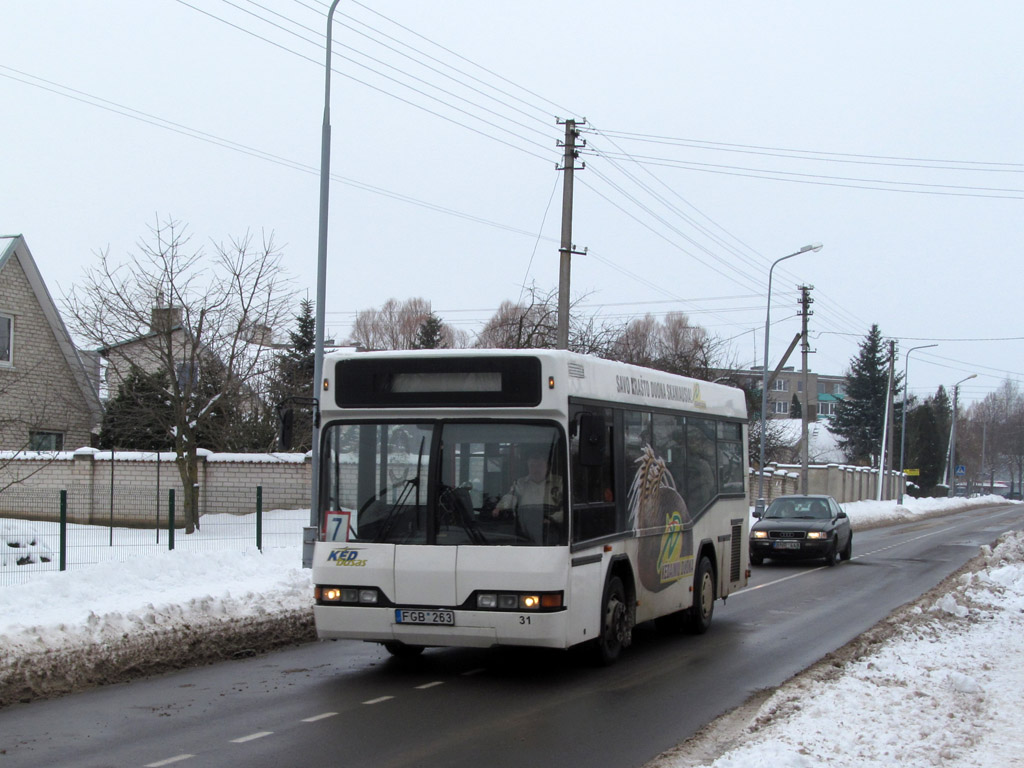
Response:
[[495, 446, 564, 525]]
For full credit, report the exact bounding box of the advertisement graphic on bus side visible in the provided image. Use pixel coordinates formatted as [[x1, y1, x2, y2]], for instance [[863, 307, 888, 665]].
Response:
[[629, 445, 695, 592]]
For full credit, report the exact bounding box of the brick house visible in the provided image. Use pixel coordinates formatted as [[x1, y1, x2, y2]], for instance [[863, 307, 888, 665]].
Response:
[[0, 235, 103, 450], [733, 366, 847, 420]]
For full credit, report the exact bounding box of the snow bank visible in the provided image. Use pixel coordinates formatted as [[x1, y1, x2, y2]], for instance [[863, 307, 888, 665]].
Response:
[[0, 547, 314, 706], [658, 530, 1024, 768]]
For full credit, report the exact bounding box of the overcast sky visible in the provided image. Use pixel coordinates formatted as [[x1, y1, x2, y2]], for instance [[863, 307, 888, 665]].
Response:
[[3, 1, 1021, 406]]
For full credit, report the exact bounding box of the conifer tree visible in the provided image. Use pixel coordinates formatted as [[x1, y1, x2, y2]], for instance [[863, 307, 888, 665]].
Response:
[[99, 368, 175, 450], [270, 299, 316, 452], [831, 325, 901, 465], [414, 313, 446, 349], [905, 386, 950, 494]]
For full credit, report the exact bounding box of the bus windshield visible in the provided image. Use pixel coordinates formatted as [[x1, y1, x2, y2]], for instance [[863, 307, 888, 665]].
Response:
[[321, 421, 567, 546]]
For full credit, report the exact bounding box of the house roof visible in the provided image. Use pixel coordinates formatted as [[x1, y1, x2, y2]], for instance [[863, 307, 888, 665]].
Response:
[[0, 235, 103, 425]]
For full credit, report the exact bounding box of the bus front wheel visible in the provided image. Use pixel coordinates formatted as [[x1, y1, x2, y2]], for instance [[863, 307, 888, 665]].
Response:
[[594, 575, 631, 665], [383, 641, 424, 658]]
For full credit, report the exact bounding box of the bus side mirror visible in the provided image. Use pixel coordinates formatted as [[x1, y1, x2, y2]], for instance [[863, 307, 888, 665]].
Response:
[[578, 412, 606, 467], [278, 407, 294, 451]]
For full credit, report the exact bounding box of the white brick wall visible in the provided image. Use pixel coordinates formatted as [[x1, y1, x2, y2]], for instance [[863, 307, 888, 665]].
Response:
[[0, 451, 311, 525]]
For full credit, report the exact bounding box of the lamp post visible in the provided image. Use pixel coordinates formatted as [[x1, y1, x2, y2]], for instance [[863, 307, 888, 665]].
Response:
[[897, 343, 937, 504], [946, 373, 977, 497], [756, 242, 823, 515], [306, 0, 343, 569]]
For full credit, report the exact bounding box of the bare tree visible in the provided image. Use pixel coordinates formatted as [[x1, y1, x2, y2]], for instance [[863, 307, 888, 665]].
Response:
[[967, 379, 1024, 493], [349, 297, 466, 350], [608, 311, 721, 380], [475, 285, 619, 354], [63, 216, 294, 533]]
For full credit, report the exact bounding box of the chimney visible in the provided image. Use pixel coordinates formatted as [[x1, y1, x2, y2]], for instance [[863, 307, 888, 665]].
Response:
[[150, 303, 183, 334]]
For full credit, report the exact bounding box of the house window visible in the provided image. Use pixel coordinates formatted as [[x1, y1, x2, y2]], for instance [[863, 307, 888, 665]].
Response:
[[771, 378, 788, 392], [30, 431, 64, 451], [0, 314, 11, 364], [772, 400, 790, 415], [818, 402, 837, 417]]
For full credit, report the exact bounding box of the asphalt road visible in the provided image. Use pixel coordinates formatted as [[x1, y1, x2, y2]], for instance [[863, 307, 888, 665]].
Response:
[[2, 503, 1021, 768]]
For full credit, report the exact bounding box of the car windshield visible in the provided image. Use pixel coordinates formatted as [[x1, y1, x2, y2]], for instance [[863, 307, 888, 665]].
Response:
[[764, 498, 832, 520], [320, 420, 567, 546]]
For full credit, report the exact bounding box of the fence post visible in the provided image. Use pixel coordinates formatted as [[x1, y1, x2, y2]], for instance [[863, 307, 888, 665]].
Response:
[[60, 489, 67, 571], [168, 489, 175, 551], [256, 485, 263, 552]]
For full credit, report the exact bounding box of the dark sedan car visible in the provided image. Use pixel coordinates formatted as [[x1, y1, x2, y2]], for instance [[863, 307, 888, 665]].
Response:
[[750, 494, 852, 566]]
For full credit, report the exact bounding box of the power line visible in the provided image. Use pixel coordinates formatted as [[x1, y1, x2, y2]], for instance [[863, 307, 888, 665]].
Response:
[[583, 149, 1024, 200], [591, 129, 1024, 170]]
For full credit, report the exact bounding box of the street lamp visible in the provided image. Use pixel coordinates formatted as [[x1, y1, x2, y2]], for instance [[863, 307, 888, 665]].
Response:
[[756, 242, 823, 515], [897, 343, 938, 504], [307, 0, 343, 569], [946, 373, 977, 497]]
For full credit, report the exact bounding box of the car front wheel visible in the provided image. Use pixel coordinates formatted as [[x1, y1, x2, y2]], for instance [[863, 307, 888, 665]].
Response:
[[840, 531, 853, 561], [824, 538, 840, 567]]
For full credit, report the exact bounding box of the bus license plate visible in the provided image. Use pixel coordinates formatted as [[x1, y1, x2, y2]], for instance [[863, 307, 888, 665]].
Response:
[[395, 609, 455, 626], [773, 541, 800, 550]]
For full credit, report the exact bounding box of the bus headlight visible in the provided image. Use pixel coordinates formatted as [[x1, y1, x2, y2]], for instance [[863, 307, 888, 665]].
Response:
[[316, 586, 385, 605], [473, 591, 564, 611]]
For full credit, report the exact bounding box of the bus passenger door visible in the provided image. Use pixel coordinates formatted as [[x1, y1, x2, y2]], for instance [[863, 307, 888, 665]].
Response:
[[567, 553, 604, 645]]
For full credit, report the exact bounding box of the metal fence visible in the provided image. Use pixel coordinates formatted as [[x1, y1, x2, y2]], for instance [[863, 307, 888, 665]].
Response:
[[0, 484, 309, 587]]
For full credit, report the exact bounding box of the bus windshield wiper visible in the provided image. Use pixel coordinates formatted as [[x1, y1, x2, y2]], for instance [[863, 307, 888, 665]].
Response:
[[374, 477, 418, 542], [375, 436, 426, 543], [438, 484, 488, 545]]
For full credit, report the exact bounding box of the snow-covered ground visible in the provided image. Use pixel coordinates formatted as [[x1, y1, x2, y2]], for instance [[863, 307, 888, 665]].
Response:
[[2, 496, 1022, 768]]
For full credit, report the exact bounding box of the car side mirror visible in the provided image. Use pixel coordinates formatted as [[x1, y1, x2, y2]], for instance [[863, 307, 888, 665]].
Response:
[[836, 510, 847, 519], [752, 509, 763, 519]]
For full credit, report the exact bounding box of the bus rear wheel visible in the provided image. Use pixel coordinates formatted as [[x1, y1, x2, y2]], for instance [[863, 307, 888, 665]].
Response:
[[686, 555, 715, 634]]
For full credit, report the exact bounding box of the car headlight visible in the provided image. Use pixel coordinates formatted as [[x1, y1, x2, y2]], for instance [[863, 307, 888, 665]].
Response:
[[806, 531, 826, 540], [751, 530, 769, 539]]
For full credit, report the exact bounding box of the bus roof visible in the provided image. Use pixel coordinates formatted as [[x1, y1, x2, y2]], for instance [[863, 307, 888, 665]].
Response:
[[323, 348, 747, 420]]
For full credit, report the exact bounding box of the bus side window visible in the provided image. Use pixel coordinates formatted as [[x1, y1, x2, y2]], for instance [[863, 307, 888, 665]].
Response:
[[571, 407, 616, 543]]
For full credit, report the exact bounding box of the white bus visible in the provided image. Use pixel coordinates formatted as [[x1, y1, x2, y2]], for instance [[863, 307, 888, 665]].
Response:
[[310, 349, 749, 663]]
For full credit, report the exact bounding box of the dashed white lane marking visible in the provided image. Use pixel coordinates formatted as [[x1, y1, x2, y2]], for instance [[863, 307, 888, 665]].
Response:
[[462, 668, 486, 676], [145, 755, 194, 767], [416, 681, 445, 690], [302, 712, 339, 722], [363, 695, 395, 705], [231, 732, 273, 743]]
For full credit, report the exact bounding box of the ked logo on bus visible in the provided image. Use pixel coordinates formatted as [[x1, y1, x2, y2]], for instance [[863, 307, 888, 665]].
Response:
[[327, 548, 368, 567]]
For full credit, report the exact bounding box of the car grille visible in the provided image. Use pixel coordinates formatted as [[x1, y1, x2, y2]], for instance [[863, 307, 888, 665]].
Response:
[[769, 531, 806, 539]]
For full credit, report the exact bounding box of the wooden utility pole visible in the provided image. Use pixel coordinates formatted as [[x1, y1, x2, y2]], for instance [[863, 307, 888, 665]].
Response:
[[798, 285, 813, 493], [556, 118, 586, 350]]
